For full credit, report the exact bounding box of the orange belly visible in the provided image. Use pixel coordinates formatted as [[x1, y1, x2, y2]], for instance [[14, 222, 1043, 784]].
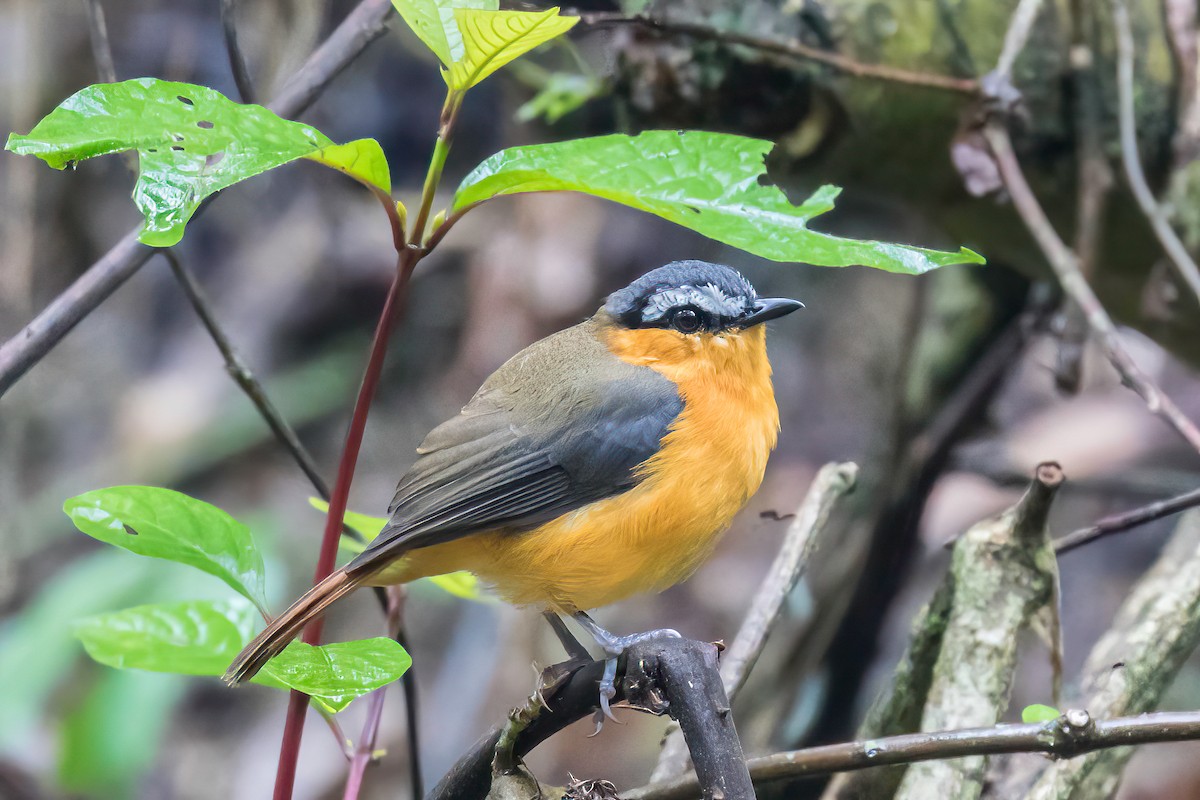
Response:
[[368, 324, 779, 611]]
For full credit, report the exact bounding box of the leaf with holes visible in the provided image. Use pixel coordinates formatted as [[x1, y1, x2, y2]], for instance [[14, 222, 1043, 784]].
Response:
[[448, 8, 578, 90], [74, 599, 410, 713], [64, 486, 269, 613], [308, 497, 489, 600], [391, 0, 497, 65], [5, 78, 390, 246], [454, 130, 984, 274]]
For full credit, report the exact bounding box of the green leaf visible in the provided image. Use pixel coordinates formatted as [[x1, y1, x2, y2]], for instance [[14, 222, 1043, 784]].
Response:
[[308, 497, 386, 543], [308, 497, 488, 601], [453, 131, 985, 274], [59, 668, 183, 799], [257, 638, 412, 713], [515, 73, 605, 124], [64, 486, 268, 612], [448, 8, 579, 90], [427, 571, 486, 600], [74, 598, 258, 676], [391, 0, 497, 65], [1021, 703, 1061, 723], [307, 139, 392, 196], [74, 599, 410, 714], [5, 78, 390, 246]]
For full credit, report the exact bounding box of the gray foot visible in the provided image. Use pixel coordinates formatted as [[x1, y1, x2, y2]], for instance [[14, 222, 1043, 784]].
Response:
[[570, 611, 682, 732]]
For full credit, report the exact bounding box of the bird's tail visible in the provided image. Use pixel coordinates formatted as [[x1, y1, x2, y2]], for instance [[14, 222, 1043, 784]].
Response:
[[223, 567, 360, 686]]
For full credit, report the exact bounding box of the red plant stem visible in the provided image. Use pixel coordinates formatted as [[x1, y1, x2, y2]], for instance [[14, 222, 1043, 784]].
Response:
[[342, 689, 390, 799], [272, 252, 415, 800], [343, 590, 404, 799], [272, 84, 462, 800]]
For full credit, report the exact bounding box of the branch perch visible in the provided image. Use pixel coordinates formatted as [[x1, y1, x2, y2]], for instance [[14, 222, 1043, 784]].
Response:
[[891, 463, 1062, 800], [1018, 510, 1200, 799], [627, 709, 1200, 800], [652, 462, 858, 782], [432, 638, 754, 800]]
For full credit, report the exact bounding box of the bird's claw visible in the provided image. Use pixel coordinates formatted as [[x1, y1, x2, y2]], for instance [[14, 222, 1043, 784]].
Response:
[[563, 612, 686, 736], [589, 656, 621, 736]]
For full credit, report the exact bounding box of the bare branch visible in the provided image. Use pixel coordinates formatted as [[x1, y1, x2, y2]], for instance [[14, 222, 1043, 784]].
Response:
[[160, 251, 331, 497], [1055, 485, 1200, 554], [0, 0, 394, 398], [722, 463, 859, 703], [626, 710, 1200, 800], [1164, 0, 1200, 164], [1019, 511, 1200, 798], [651, 462, 859, 782], [983, 122, 1200, 454], [82, 0, 117, 83], [892, 463, 1062, 799], [1111, 0, 1200, 303], [220, 0, 257, 103], [573, 12, 980, 95], [431, 638, 753, 800], [1055, 0, 1113, 394], [991, 0, 1047, 84]]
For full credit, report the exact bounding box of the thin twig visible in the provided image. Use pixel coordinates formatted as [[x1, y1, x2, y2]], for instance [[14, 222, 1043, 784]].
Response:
[[1055, 0, 1113, 394], [1055, 485, 1200, 554], [221, 0, 257, 104], [1163, 0, 1200, 165], [161, 251, 331, 497], [1112, 0, 1200, 303], [342, 588, 404, 799], [651, 462, 859, 782], [0, 0, 395, 398], [722, 464, 859, 701], [396, 626, 424, 800], [82, 0, 117, 83], [992, 0, 1047, 83], [983, 122, 1200, 455], [1021, 511, 1200, 797], [625, 710, 1200, 800], [573, 12, 979, 95]]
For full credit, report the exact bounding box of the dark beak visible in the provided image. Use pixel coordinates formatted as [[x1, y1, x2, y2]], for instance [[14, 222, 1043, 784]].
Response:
[[741, 297, 804, 327]]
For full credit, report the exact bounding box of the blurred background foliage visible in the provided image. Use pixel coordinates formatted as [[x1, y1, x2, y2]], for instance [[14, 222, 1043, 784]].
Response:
[[3, 0, 1200, 798]]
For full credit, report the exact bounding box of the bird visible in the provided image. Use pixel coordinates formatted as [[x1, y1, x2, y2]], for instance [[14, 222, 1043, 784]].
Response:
[[224, 260, 802, 716]]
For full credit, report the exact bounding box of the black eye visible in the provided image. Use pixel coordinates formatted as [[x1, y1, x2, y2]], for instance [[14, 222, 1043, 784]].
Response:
[[670, 307, 705, 333]]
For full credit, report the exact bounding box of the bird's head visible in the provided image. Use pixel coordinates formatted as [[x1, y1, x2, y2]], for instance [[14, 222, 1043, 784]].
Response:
[[599, 260, 802, 369]]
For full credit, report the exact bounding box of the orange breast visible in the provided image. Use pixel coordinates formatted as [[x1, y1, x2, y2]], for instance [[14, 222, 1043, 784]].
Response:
[[371, 324, 780, 611]]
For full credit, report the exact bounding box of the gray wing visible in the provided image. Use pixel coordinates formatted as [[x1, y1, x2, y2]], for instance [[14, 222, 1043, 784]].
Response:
[[345, 322, 681, 576]]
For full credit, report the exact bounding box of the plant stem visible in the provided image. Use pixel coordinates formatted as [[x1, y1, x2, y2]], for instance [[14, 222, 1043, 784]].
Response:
[[272, 260, 410, 800], [343, 589, 403, 798], [272, 84, 465, 800], [411, 92, 464, 245]]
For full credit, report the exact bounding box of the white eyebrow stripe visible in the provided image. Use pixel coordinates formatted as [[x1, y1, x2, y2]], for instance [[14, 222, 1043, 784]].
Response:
[[640, 284, 749, 322]]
